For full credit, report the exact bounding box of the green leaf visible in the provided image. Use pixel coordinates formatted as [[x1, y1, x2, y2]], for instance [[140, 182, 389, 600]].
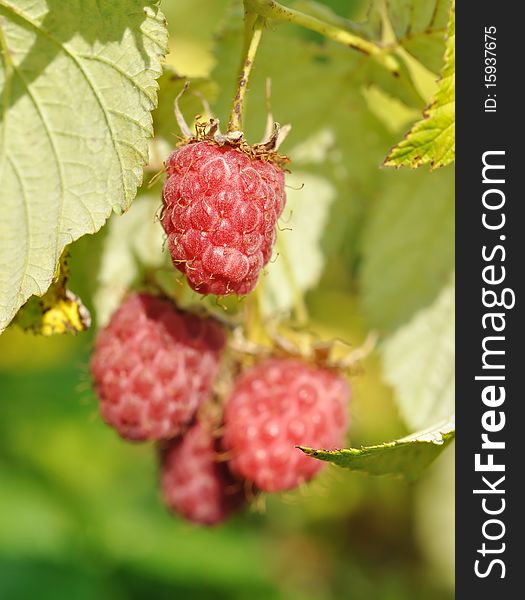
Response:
[[0, 0, 168, 333], [299, 417, 455, 480], [382, 276, 454, 430], [384, 0, 455, 169], [386, 0, 450, 73], [415, 442, 454, 589], [93, 193, 165, 327], [360, 166, 454, 332], [292, 0, 375, 39], [212, 12, 422, 152], [260, 171, 336, 317], [361, 84, 420, 133]]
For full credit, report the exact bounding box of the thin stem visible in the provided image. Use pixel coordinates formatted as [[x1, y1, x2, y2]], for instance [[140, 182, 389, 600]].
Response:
[[244, 284, 270, 345], [228, 12, 265, 132], [245, 0, 399, 75]]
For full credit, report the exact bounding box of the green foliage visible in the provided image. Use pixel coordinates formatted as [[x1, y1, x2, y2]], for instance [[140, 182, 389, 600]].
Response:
[[260, 171, 336, 317], [0, 363, 285, 598], [292, 0, 371, 31], [93, 193, 165, 327], [0, 0, 167, 332], [0, 0, 456, 596], [167, 0, 454, 477], [385, 0, 455, 168], [211, 7, 426, 276], [360, 166, 454, 332], [299, 417, 455, 480], [382, 275, 454, 430], [385, 0, 450, 73], [415, 443, 455, 588]]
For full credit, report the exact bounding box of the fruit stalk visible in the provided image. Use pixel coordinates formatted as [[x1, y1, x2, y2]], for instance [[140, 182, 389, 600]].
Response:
[[245, 0, 399, 75], [228, 12, 265, 132]]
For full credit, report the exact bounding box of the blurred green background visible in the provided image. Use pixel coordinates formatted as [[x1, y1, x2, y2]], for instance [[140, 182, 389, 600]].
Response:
[[0, 1, 454, 598]]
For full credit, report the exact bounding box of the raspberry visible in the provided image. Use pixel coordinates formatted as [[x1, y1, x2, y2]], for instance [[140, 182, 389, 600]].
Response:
[[222, 358, 349, 492], [161, 141, 286, 295], [90, 293, 225, 441], [160, 421, 246, 525]]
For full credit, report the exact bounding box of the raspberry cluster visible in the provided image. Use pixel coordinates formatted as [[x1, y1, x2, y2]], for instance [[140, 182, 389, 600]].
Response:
[[91, 293, 350, 526], [161, 141, 286, 296]]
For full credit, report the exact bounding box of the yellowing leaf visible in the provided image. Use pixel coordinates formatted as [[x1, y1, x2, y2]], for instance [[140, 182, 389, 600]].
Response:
[[14, 250, 91, 335], [36, 291, 91, 336], [384, 0, 455, 169]]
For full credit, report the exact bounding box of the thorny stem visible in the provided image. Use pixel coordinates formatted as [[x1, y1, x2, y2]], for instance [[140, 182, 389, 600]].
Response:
[[228, 12, 265, 132], [245, 0, 399, 75]]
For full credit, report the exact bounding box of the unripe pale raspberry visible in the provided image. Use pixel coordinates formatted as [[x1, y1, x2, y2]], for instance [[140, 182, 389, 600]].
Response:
[[90, 293, 225, 441], [160, 421, 246, 526], [161, 141, 286, 295], [223, 358, 349, 492]]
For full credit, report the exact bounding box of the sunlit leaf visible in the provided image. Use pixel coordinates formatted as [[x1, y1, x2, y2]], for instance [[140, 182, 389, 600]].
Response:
[[382, 276, 454, 430], [360, 166, 454, 332], [260, 171, 336, 317], [384, 0, 455, 169], [93, 193, 165, 327], [0, 0, 167, 332]]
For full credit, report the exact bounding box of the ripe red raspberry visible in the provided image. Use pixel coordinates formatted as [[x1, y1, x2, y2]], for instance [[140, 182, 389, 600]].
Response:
[[161, 141, 286, 295], [160, 421, 246, 526], [90, 293, 225, 441], [222, 358, 349, 492]]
